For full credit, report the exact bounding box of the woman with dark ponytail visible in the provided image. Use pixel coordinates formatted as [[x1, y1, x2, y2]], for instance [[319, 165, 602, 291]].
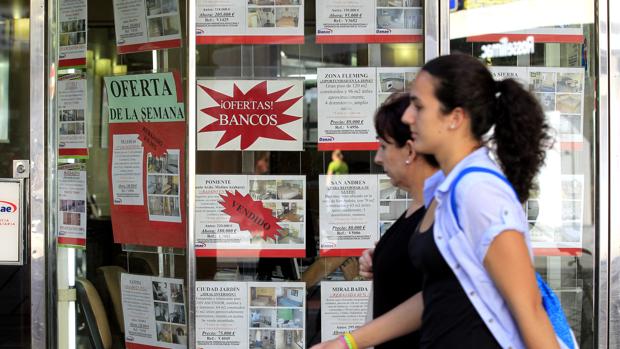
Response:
[[311, 54, 573, 349]]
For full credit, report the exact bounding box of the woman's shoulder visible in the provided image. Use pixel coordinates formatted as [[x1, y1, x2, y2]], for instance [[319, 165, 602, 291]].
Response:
[[452, 165, 518, 205]]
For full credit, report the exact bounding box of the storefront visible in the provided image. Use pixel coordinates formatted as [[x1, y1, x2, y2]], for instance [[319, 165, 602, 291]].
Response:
[[0, 0, 619, 348]]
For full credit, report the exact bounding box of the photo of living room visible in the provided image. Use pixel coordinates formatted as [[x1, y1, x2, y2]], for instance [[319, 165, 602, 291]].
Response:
[[559, 114, 583, 140], [250, 308, 277, 328], [404, 8, 422, 29], [275, 329, 303, 349], [249, 329, 276, 349], [377, 8, 405, 29], [276, 308, 303, 328], [556, 93, 582, 114], [250, 287, 277, 307], [248, 8, 276, 28], [250, 179, 278, 200], [276, 287, 303, 307], [147, 174, 179, 195], [557, 72, 583, 93], [276, 180, 303, 200], [530, 71, 556, 93], [275, 7, 299, 27], [379, 72, 406, 93], [276, 224, 303, 244], [535, 92, 556, 112], [147, 150, 180, 174], [379, 200, 408, 221], [148, 196, 180, 217], [379, 178, 408, 199], [62, 212, 81, 226], [60, 199, 86, 213], [275, 202, 303, 222]]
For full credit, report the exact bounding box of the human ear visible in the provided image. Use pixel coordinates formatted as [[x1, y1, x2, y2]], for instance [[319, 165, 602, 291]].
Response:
[[405, 139, 416, 164], [448, 107, 467, 130]]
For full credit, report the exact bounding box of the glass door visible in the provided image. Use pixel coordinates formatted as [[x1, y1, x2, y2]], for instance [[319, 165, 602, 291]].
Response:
[[0, 0, 33, 347], [188, 0, 431, 347], [447, 1, 598, 348]]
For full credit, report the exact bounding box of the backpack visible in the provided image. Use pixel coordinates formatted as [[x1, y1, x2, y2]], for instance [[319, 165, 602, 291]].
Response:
[[449, 166, 577, 349]]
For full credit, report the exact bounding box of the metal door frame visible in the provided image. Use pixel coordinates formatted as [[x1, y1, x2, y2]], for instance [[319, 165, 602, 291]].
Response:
[[30, 0, 56, 347], [606, 0, 620, 346]]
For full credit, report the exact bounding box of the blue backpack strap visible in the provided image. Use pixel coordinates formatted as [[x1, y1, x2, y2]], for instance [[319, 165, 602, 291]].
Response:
[[448, 166, 517, 231], [448, 166, 576, 349]]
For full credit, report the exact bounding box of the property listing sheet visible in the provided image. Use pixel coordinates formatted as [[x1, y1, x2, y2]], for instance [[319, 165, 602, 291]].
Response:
[[491, 66, 586, 253], [196, 0, 304, 44], [319, 174, 411, 256], [317, 67, 419, 151], [57, 163, 87, 248], [113, 0, 182, 53], [105, 72, 187, 248], [195, 175, 306, 257], [122, 274, 188, 348], [58, 74, 88, 158], [59, 0, 87, 67], [320, 281, 372, 341], [196, 281, 305, 349], [316, 0, 423, 44]]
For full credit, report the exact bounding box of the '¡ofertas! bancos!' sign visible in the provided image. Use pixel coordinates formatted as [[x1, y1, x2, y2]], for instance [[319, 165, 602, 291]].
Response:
[[196, 79, 304, 151]]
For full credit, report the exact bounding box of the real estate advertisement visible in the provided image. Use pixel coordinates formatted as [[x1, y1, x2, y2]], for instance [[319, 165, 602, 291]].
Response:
[[59, 0, 87, 67], [196, 79, 304, 151], [319, 174, 410, 256], [317, 67, 419, 151], [58, 74, 88, 158], [113, 0, 182, 54], [320, 281, 371, 341], [490, 66, 585, 144], [490, 66, 586, 255], [195, 175, 306, 257], [105, 72, 186, 248], [196, 0, 304, 44], [121, 274, 187, 348], [196, 281, 305, 349], [527, 174, 584, 252], [316, 0, 423, 44], [58, 163, 87, 248]]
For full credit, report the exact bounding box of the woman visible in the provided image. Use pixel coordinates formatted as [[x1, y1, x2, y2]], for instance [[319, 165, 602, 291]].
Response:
[[360, 92, 441, 349], [312, 54, 563, 349]]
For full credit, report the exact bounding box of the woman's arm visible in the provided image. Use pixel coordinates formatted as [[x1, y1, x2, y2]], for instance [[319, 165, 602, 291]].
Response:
[[484, 230, 560, 349], [358, 248, 374, 280], [310, 291, 424, 349]]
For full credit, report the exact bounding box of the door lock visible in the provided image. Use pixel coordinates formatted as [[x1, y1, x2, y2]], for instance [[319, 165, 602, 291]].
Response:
[[13, 160, 29, 179]]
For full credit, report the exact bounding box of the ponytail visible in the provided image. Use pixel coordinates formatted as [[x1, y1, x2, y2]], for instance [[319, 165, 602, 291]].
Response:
[[421, 54, 552, 202], [494, 79, 551, 202]]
